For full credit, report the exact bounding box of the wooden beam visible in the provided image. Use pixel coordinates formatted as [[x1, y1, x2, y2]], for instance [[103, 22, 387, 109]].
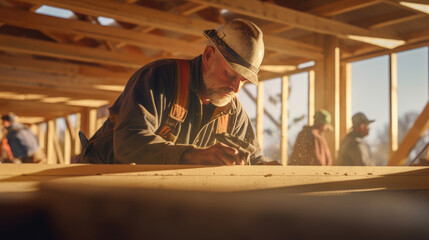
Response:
[[241, 86, 281, 129], [0, 66, 125, 89], [281, 75, 289, 166], [0, 83, 118, 103], [256, 82, 264, 150], [351, 8, 426, 30], [174, 2, 208, 15], [187, 0, 404, 45], [17, 0, 322, 59], [308, 70, 315, 126], [74, 113, 82, 156], [388, 102, 429, 166], [0, 54, 134, 81], [342, 40, 429, 63], [0, 35, 149, 68], [19, 0, 214, 35], [64, 122, 71, 164], [38, 123, 46, 156], [258, 66, 315, 82], [383, 0, 429, 15], [80, 108, 98, 138], [260, 22, 294, 35], [339, 63, 352, 142], [0, 99, 83, 117], [390, 53, 399, 157], [321, 36, 340, 161], [3, 164, 429, 194], [65, 116, 77, 157], [0, 7, 203, 57], [53, 125, 65, 164], [308, 0, 380, 17], [46, 120, 56, 164]]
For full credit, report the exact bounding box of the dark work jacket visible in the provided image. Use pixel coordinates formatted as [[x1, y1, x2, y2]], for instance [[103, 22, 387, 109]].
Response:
[[6, 123, 39, 159], [337, 131, 373, 166], [81, 56, 264, 165]]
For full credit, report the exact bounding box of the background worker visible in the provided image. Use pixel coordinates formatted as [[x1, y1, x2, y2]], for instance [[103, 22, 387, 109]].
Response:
[[289, 110, 333, 166], [80, 19, 278, 165], [1, 113, 45, 163], [337, 112, 375, 166]]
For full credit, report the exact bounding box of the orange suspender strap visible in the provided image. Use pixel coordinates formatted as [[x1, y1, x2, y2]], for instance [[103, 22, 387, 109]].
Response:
[[156, 60, 191, 142]]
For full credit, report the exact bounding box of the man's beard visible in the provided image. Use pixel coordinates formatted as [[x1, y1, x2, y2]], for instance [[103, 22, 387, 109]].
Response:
[[203, 65, 235, 107]]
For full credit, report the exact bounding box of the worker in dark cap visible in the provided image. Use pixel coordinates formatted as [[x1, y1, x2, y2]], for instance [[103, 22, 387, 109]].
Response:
[[79, 19, 278, 165], [1, 113, 45, 163], [289, 109, 333, 166], [337, 112, 375, 166]]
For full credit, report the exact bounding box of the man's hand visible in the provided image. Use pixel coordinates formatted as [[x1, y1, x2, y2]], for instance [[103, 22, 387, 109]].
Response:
[[181, 142, 244, 165]]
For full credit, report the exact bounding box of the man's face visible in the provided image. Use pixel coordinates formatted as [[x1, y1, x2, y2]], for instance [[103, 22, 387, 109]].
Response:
[[2, 120, 11, 128], [359, 123, 370, 137], [203, 49, 247, 107]]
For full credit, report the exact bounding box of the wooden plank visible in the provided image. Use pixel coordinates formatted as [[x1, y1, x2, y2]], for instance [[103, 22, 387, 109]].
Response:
[[0, 54, 134, 81], [65, 116, 77, 157], [390, 53, 399, 156], [0, 35, 149, 68], [64, 123, 71, 164], [1, 164, 429, 194], [256, 82, 264, 150], [367, 12, 425, 29], [342, 41, 429, 63], [323, 36, 340, 160], [388, 102, 429, 166], [74, 113, 82, 156], [383, 0, 429, 14], [308, 70, 315, 126], [309, 0, 380, 17], [53, 123, 65, 164], [241, 86, 280, 129], [188, 0, 403, 45], [0, 83, 118, 102], [0, 7, 203, 57], [0, 66, 125, 89], [0, 99, 83, 117], [80, 108, 98, 138], [281, 76, 289, 166], [46, 120, 56, 164], [38, 123, 46, 156], [18, 0, 323, 59], [339, 63, 352, 142]]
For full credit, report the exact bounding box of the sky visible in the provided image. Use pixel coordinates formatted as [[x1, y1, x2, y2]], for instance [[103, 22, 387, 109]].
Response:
[[238, 47, 429, 164]]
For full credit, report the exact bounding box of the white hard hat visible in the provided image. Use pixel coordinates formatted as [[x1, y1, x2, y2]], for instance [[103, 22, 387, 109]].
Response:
[[204, 19, 265, 85]]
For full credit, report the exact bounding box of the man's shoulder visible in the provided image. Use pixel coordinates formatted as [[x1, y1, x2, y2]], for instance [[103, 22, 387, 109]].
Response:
[[141, 58, 179, 72]]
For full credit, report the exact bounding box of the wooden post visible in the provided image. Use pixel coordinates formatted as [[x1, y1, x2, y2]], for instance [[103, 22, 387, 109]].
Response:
[[74, 112, 82, 155], [315, 35, 340, 160], [53, 126, 65, 164], [389, 53, 399, 157], [80, 108, 98, 138], [388, 102, 429, 166], [64, 120, 71, 164], [37, 123, 48, 156], [281, 75, 289, 165], [30, 124, 38, 136], [46, 120, 56, 164], [256, 81, 264, 150], [340, 63, 352, 141], [308, 70, 315, 126]]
